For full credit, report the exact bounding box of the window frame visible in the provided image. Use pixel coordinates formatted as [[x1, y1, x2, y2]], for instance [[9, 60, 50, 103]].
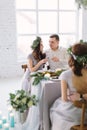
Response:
[[16, 0, 80, 62]]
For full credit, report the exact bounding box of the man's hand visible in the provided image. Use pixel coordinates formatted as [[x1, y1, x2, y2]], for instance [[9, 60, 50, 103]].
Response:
[[51, 57, 59, 62]]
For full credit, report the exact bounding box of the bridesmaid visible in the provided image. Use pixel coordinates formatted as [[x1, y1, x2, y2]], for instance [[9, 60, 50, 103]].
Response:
[[50, 42, 87, 130]]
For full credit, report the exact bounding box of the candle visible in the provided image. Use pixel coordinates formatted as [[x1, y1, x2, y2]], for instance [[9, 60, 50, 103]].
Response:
[[4, 123, 9, 130], [0, 120, 2, 129], [0, 111, 2, 120], [8, 106, 13, 121], [8, 106, 13, 112], [2, 116, 7, 124], [10, 113, 14, 127]]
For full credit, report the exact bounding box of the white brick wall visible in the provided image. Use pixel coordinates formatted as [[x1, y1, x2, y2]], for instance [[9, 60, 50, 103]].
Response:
[[0, 0, 23, 78]]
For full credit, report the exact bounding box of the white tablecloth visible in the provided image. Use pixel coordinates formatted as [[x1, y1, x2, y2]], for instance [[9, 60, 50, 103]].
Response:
[[22, 78, 61, 130]]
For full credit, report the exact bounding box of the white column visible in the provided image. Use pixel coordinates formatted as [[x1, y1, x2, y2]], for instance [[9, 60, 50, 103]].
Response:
[[0, 0, 23, 77], [82, 9, 87, 41]]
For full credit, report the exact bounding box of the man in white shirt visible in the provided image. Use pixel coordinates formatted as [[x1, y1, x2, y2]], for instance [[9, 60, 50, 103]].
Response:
[[46, 34, 68, 70]]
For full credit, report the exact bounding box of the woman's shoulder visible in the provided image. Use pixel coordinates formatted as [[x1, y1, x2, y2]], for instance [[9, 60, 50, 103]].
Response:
[[27, 53, 33, 59], [59, 69, 72, 80], [61, 69, 72, 75]]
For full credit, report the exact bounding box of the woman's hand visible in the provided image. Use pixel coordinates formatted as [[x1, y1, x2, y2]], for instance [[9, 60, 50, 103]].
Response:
[[68, 92, 80, 102], [83, 94, 87, 100], [28, 58, 48, 72], [39, 58, 48, 65]]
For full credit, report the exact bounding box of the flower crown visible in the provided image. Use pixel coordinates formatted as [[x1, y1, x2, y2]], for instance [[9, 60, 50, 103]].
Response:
[[67, 40, 87, 66], [31, 37, 41, 50]]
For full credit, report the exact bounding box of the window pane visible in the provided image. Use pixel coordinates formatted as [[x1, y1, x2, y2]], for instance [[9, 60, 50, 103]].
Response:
[[16, 12, 36, 34], [38, 0, 58, 9], [16, 0, 36, 9], [17, 36, 35, 61], [60, 35, 76, 48], [59, 0, 77, 10], [17, 35, 50, 61], [59, 12, 76, 33], [79, 10, 82, 39], [40, 35, 50, 51], [39, 12, 58, 33]]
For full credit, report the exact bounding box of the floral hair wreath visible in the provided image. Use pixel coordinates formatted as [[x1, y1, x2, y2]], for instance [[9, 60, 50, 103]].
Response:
[[67, 40, 87, 67], [31, 37, 41, 50]]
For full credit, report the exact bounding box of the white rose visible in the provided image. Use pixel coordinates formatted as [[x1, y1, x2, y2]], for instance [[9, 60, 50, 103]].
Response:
[[28, 101, 33, 107], [44, 73, 50, 78], [21, 97, 27, 103], [15, 99, 20, 105]]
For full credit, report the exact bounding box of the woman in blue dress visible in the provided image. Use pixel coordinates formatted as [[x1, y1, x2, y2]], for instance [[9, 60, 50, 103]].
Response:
[[50, 42, 87, 130], [22, 36, 47, 92]]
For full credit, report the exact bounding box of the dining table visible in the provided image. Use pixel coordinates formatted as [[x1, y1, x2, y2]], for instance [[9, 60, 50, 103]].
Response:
[[22, 70, 61, 130]]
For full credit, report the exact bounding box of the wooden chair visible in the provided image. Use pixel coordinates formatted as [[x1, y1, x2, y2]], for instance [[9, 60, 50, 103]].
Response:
[[71, 97, 87, 130], [71, 73, 87, 130], [21, 64, 28, 72]]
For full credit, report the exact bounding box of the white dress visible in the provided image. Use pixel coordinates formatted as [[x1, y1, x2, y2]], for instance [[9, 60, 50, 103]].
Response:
[[50, 69, 87, 130]]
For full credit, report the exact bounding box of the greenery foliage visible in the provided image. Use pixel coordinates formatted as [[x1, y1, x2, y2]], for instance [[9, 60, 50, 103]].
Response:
[[67, 40, 87, 66], [75, 0, 87, 9], [31, 37, 41, 50], [8, 90, 38, 112], [30, 70, 64, 85]]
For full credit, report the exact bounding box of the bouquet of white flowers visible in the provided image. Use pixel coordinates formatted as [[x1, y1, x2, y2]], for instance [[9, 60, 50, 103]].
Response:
[[8, 89, 38, 113]]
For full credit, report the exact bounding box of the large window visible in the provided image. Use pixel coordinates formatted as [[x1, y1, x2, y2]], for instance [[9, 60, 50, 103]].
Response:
[[16, 0, 79, 62]]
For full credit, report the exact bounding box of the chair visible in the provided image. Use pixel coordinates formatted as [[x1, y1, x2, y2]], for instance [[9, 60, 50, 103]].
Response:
[[71, 98, 87, 130], [70, 74, 87, 130], [21, 64, 28, 72]]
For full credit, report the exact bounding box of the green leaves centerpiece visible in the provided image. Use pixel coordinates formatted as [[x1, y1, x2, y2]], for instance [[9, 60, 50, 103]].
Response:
[[30, 72, 46, 85], [30, 69, 64, 86]]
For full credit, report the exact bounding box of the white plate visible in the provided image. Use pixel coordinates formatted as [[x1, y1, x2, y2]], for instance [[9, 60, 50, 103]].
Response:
[[50, 77, 59, 82]]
